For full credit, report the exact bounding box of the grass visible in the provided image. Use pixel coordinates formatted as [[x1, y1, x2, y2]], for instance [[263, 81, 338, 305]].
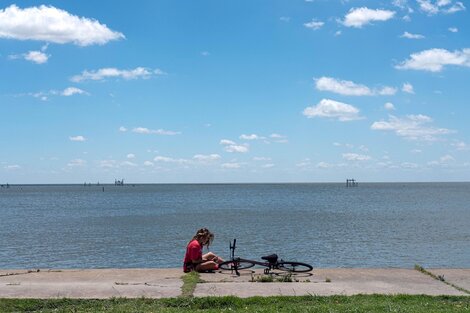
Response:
[[0, 295, 469, 312], [181, 271, 204, 298]]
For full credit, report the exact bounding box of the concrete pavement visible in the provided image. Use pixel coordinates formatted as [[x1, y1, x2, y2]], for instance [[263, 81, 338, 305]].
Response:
[[0, 268, 469, 298]]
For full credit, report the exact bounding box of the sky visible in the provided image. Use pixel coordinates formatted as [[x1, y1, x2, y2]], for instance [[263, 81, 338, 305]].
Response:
[[0, 0, 469, 183]]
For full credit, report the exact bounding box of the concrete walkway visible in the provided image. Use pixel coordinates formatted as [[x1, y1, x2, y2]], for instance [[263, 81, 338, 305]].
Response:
[[0, 268, 469, 299]]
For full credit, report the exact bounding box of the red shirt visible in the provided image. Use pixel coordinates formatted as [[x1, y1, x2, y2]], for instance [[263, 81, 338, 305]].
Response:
[[183, 239, 202, 272]]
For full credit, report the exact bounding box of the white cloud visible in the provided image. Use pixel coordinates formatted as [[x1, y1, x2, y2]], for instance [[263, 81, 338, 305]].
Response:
[[4, 164, 21, 170], [224, 144, 249, 153], [193, 154, 221, 162], [304, 19, 324, 30], [400, 31, 425, 39], [121, 161, 137, 167], [377, 86, 397, 95], [132, 127, 181, 135], [417, 0, 465, 15], [99, 160, 118, 168], [119, 126, 127, 132], [220, 139, 249, 153], [396, 48, 470, 72], [280, 16, 291, 22], [220, 139, 236, 145], [315, 77, 396, 96], [342, 7, 395, 28], [143, 161, 154, 167], [253, 157, 271, 161], [315, 77, 372, 96], [448, 27, 458, 33], [261, 163, 275, 168], [69, 135, 86, 142], [402, 82, 415, 94], [67, 159, 86, 167], [411, 149, 422, 154], [240, 134, 263, 140], [153, 156, 190, 164], [127, 154, 135, 159], [371, 114, 454, 141], [451, 141, 469, 150], [316, 162, 334, 168], [17, 50, 49, 64], [384, 102, 395, 110], [62, 87, 86, 96], [71, 67, 165, 82], [0, 5, 124, 46], [303, 99, 363, 121], [221, 162, 241, 169], [342, 153, 371, 161]]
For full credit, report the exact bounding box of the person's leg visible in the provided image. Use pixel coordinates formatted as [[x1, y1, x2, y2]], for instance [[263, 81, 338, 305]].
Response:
[[195, 260, 218, 272], [202, 252, 224, 264]]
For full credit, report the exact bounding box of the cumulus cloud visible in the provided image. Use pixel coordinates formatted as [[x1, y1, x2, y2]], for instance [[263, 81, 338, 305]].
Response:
[[253, 157, 271, 161], [417, 0, 465, 15], [304, 19, 324, 30], [71, 67, 165, 82], [193, 154, 221, 162], [303, 99, 363, 121], [400, 31, 425, 39], [342, 7, 395, 28], [342, 153, 371, 161], [67, 159, 86, 167], [62, 87, 86, 96], [448, 27, 458, 33], [451, 141, 469, 150], [371, 114, 454, 141], [119, 126, 127, 132], [127, 154, 135, 159], [69, 135, 86, 142], [220, 139, 249, 153], [221, 162, 241, 169], [143, 161, 154, 167], [132, 127, 181, 135], [384, 102, 396, 110], [0, 5, 124, 46], [239, 134, 264, 140], [280, 16, 291, 22], [396, 48, 470, 72], [153, 156, 190, 164], [261, 163, 275, 168], [402, 82, 415, 94], [4, 164, 21, 170], [315, 77, 396, 96], [316, 162, 334, 168]]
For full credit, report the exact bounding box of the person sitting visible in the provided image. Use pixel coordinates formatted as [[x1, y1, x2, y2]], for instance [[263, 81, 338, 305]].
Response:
[[183, 228, 224, 272]]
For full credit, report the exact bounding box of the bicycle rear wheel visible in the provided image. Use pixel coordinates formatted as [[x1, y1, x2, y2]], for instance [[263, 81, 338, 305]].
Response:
[[277, 262, 313, 273], [219, 259, 256, 271]]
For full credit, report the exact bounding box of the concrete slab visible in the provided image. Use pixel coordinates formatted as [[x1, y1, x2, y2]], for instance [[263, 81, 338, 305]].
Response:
[[195, 268, 466, 297], [0, 269, 182, 299], [428, 269, 470, 292]]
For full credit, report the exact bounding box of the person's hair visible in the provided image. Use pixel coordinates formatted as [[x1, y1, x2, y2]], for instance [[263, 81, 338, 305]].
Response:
[[191, 228, 214, 247]]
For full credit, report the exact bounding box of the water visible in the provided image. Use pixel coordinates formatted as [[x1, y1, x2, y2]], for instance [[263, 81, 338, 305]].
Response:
[[0, 183, 469, 269]]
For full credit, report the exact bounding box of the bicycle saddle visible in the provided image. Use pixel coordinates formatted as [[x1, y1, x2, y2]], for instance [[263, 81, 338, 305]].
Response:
[[261, 254, 278, 263]]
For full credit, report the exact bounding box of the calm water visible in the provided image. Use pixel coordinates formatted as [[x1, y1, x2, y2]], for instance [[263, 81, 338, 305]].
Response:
[[0, 183, 469, 269]]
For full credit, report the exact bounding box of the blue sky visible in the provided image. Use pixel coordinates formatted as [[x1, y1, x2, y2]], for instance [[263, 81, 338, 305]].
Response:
[[0, 0, 469, 183]]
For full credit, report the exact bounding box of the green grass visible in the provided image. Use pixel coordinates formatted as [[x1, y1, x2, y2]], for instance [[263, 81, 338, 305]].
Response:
[[1, 295, 469, 312], [181, 271, 204, 298]]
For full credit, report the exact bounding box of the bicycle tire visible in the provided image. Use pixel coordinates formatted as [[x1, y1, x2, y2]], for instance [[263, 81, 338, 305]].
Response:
[[219, 260, 256, 271], [277, 261, 313, 273]]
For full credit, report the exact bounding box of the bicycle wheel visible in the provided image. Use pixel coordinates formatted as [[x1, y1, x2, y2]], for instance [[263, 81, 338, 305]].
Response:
[[277, 261, 313, 273], [219, 259, 256, 271]]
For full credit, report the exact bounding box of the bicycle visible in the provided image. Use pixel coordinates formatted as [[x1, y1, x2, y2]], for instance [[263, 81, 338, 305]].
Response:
[[218, 239, 313, 276]]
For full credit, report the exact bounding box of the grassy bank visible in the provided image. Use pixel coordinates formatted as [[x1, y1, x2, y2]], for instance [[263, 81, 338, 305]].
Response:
[[1, 295, 469, 312]]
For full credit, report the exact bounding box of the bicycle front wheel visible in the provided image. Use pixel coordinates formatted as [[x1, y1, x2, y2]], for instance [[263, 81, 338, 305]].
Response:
[[277, 262, 313, 273], [219, 260, 256, 271]]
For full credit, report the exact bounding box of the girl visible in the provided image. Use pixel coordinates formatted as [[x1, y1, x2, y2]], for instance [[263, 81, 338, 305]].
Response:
[[183, 228, 224, 272]]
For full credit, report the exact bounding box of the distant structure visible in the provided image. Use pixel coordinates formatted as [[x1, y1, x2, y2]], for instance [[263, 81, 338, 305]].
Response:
[[346, 179, 358, 187], [115, 179, 124, 186], [1, 183, 10, 188]]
